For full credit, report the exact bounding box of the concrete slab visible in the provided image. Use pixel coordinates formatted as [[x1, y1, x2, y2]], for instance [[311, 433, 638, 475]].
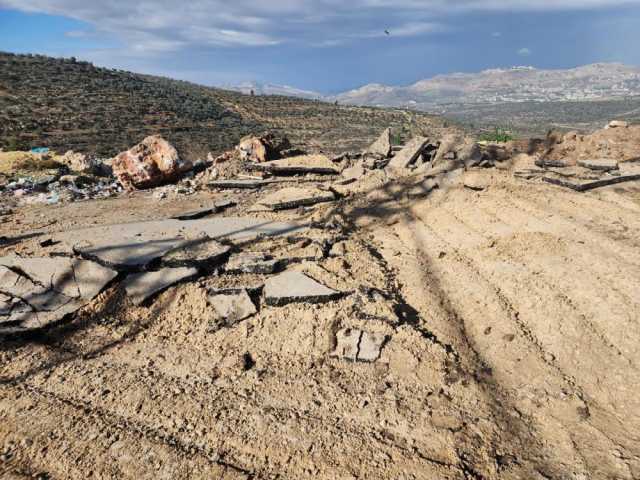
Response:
[[255, 187, 335, 211], [53, 218, 302, 271], [387, 137, 429, 170], [366, 128, 392, 157], [252, 155, 339, 175], [225, 253, 280, 274], [264, 271, 341, 306], [0, 256, 117, 333], [577, 159, 620, 171], [123, 267, 198, 306], [210, 289, 257, 326]]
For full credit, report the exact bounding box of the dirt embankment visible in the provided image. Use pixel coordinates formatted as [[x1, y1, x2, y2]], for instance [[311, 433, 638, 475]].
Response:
[[1, 140, 640, 479]]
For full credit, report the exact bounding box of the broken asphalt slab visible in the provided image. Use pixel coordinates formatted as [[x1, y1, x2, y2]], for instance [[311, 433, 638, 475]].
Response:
[[225, 253, 280, 274], [250, 154, 340, 175], [264, 270, 342, 306], [0, 256, 117, 333], [171, 199, 236, 221], [577, 159, 620, 171], [387, 137, 429, 170], [542, 172, 640, 192], [123, 267, 198, 306], [331, 328, 387, 362], [254, 187, 335, 211], [366, 128, 392, 157], [52, 217, 303, 271]]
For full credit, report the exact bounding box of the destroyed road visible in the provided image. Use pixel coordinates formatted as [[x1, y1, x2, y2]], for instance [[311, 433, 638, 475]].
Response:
[[1, 129, 640, 479]]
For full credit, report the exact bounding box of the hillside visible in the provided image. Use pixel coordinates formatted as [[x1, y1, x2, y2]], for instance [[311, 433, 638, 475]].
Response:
[[334, 63, 640, 107], [0, 52, 450, 159]]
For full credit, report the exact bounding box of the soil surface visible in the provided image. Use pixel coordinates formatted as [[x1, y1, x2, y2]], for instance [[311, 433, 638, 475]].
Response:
[[1, 167, 639, 479]]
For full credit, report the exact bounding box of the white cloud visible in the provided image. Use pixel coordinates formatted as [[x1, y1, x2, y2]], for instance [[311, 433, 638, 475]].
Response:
[[1, 0, 639, 54], [518, 47, 532, 56]]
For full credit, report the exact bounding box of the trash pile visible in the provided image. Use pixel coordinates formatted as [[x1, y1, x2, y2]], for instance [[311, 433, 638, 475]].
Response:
[[513, 121, 640, 191]]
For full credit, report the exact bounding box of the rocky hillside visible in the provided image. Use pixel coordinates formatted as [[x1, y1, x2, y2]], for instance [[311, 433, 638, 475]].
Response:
[[334, 63, 640, 108], [0, 52, 450, 159]]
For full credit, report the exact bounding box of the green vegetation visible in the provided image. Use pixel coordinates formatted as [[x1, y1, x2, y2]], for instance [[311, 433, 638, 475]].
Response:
[[0, 52, 453, 159], [479, 127, 514, 143]]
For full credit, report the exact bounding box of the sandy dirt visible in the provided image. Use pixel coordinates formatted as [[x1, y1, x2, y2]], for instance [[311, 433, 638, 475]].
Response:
[[1, 167, 640, 479]]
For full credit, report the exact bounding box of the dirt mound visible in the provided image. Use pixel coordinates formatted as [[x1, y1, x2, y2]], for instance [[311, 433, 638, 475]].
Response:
[[545, 122, 640, 165]]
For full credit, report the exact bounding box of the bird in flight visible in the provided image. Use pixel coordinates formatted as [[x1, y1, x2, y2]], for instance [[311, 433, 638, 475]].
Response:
[[384, 29, 390, 35]]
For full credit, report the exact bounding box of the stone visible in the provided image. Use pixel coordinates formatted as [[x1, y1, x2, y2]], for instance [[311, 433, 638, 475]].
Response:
[[225, 253, 280, 274], [251, 154, 339, 175], [210, 290, 257, 326], [366, 128, 392, 157], [112, 136, 192, 190], [387, 136, 429, 170], [0, 256, 117, 333], [58, 218, 303, 271], [255, 187, 335, 211], [535, 158, 569, 168], [607, 120, 629, 129], [59, 150, 98, 174], [332, 328, 360, 361], [358, 331, 387, 362], [264, 271, 341, 306], [331, 328, 386, 362], [237, 133, 290, 163], [577, 159, 620, 171], [123, 267, 198, 306]]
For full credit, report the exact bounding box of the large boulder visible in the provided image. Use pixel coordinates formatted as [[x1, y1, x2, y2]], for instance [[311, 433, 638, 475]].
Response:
[[112, 136, 192, 190], [366, 128, 392, 157]]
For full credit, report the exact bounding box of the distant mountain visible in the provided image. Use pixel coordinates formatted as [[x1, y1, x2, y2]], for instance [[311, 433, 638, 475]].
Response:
[[333, 63, 640, 109], [227, 81, 324, 100]]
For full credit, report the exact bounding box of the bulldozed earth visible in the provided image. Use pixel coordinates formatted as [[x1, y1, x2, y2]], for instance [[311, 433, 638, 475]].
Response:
[[1, 124, 640, 480]]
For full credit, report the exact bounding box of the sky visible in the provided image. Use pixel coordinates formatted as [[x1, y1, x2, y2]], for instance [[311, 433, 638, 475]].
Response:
[[1, 0, 640, 93]]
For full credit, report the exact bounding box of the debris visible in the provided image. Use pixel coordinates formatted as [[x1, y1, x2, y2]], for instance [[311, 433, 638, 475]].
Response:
[[264, 271, 342, 306], [387, 136, 429, 170], [254, 187, 335, 211], [112, 135, 193, 190], [341, 162, 366, 181], [209, 179, 273, 189], [251, 154, 339, 175], [542, 172, 640, 192], [577, 159, 619, 171], [210, 289, 257, 327], [0, 256, 117, 333], [535, 159, 569, 168], [170, 199, 238, 221], [60, 218, 303, 271], [225, 253, 280, 274], [59, 151, 102, 175], [366, 128, 392, 157], [124, 267, 197, 305], [331, 328, 386, 362]]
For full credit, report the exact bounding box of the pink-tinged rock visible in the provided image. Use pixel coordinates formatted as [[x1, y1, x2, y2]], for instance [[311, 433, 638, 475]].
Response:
[[112, 136, 192, 190]]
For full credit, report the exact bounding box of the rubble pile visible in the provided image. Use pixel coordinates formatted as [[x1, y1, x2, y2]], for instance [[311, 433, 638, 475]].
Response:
[[513, 121, 640, 191]]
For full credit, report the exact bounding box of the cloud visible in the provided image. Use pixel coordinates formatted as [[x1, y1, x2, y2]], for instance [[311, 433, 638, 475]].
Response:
[[518, 47, 532, 56], [1, 0, 640, 55], [491, 31, 502, 37]]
